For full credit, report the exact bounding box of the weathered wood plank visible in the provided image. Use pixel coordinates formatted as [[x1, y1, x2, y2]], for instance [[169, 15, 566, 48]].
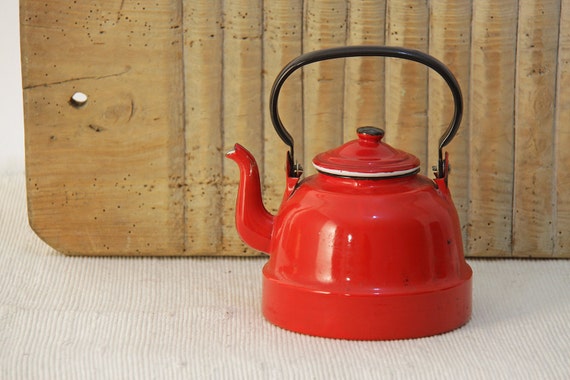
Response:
[[262, 0, 303, 214], [513, 0, 560, 257], [343, 0, 386, 142], [385, 0, 429, 172], [555, 0, 570, 257], [221, 0, 264, 255], [468, 1, 518, 256], [183, 0, 224, 254], [21, 0, 186, 255], [428, 0, 472, 253], [302, 0, 348, 174]]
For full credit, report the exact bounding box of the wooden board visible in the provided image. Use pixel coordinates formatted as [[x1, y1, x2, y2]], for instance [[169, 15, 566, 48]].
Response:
[[302, 0, 348, 175], [220, 0, 264, 256], [385, 1, 429, 171], [428, 0, 472, 247], [262, 0, 303, 213], [22, 0, 186, 255], [183, 0, 224, 254], [556, 0, 570, 256], [513, 0, 560, 256], [21, 0, 570, 257], [468, 1, 518, 257], [343, 0, 386, 141]]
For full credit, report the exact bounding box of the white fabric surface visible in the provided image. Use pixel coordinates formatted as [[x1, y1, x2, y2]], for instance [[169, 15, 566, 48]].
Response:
[[1, 171, 569, 379]]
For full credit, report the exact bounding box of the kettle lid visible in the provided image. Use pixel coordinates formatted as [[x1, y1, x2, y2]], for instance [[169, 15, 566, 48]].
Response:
[[312, 127, 420, 178]]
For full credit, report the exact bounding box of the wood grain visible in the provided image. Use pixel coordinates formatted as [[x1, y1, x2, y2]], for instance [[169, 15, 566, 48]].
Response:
[[468, 1, 518, 256], [183, 0, 224, 254], [262, 0, 303, 214], [302, 0, 348, 174], [221, 0, 263, 255], [513, 0, 560, 257], [385, 0, 429, 172], [555, 0, 570, 257], [22, 0, 186, 255], [428, 0, 472, 251], [343, 0, 386, 142]]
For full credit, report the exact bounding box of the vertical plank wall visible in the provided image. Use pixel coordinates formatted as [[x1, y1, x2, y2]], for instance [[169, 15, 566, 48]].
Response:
[[21, 0, 570, 257], [217, 0, 569, 257]]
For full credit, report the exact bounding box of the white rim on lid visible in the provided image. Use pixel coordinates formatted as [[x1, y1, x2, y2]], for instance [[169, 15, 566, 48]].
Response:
[[312, 163, 420, 178]]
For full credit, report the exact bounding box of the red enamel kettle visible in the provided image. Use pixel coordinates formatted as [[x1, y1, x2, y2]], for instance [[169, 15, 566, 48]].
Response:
[[226, 46, 472, 340]]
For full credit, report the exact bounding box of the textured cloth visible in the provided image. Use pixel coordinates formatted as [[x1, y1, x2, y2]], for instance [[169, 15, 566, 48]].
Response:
[[1, 172, 569, 379]]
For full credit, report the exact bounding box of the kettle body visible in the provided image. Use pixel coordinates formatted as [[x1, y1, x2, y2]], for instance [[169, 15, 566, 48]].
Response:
[[263, 171, 471, 340], [226, 46, 472, 340]]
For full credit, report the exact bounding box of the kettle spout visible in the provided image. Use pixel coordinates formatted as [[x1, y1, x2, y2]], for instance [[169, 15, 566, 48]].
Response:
[[226, 144, 274, 254]]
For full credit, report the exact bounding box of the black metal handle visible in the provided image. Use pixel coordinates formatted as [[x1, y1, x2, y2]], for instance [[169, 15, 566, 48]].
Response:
[[269, 45, 463, 178]]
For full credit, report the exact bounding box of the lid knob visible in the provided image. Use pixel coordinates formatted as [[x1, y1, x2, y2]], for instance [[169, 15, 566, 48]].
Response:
[[311, 126, 420, 178], [357, 126, 385, 144]]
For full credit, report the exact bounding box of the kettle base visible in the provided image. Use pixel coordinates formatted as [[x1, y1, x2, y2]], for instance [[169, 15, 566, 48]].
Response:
[[262, 272, 472, 340]]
